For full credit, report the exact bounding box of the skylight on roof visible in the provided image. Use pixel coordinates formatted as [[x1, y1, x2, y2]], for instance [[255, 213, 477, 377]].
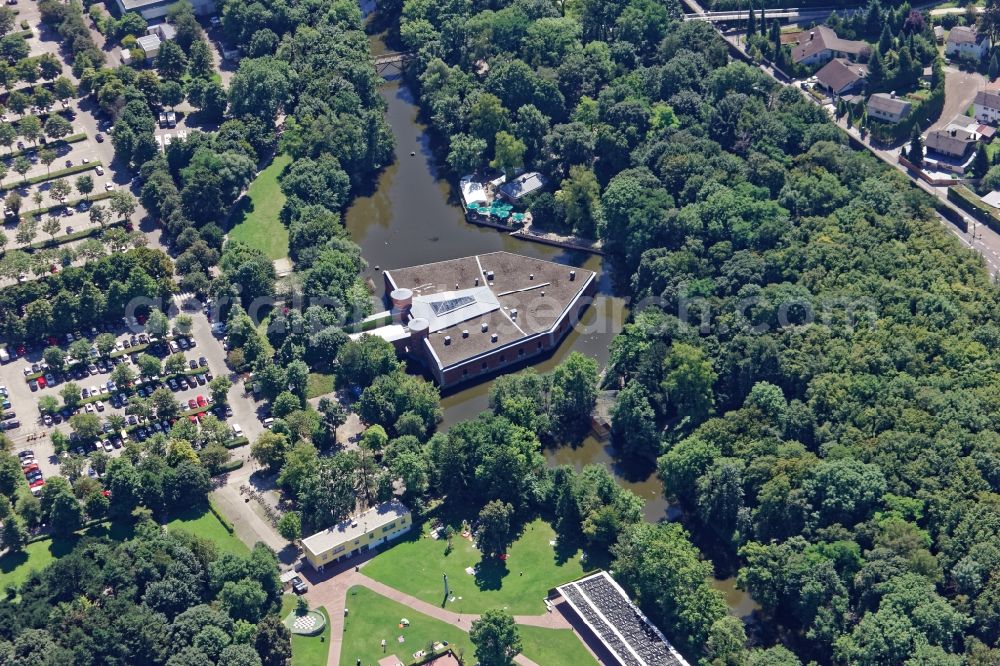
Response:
[[428, 295, 476, 316]]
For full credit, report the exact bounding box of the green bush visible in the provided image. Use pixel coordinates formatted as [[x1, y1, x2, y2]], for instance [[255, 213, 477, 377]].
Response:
[[208, 500, 236, 533]]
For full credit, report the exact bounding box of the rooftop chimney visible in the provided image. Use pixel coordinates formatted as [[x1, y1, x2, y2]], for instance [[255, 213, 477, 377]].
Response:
[[491, 333, 498, 343], [462, 329, 469, 338], [529, 273, 534, 280], [444, 336, 452, 345], [511, 309, 518, 319], [890, 91, 896, 99], [569, 270, 576, 281], [481, 322, 489, 332]]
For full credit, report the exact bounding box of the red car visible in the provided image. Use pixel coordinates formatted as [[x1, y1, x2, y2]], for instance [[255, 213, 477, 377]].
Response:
[[196, 395, 206, 407], [36, 376, 46, 388], [187, 398, 197, 410], [29, 478, 45, 488]]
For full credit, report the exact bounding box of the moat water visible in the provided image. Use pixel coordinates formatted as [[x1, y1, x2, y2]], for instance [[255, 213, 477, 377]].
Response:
[[345, 30, 759, 619]]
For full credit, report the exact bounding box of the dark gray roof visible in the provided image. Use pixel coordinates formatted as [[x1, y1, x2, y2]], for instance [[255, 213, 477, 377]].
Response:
[[498, 172, 546, 200], [815, 58, 867, 93], [385, 252, 594, 370], [975, 89, 1000, 111], [948, 26, 986, 45], [867, 93, 912, 117], [792, 26, 868, 63]]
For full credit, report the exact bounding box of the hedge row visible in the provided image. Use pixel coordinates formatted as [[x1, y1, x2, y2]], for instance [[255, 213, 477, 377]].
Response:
[[224, 436, 249, 449], [21, 188, 113, 219], [948, 184, 1000, 233], [208, 499, 236, 533], [213, 459, 244, 476], [4, 132, 87, 160]]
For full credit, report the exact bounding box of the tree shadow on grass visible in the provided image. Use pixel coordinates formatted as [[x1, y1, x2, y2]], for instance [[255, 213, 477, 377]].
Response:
[[224, 196, 253, 233], [0, 550, 27, 575], [553, 536, 580, 567], [474, 556, 508, 592]]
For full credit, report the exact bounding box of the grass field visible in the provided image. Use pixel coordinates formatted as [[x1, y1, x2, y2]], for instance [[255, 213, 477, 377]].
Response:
[[281, 595, 332, 666], [0, 520, 133, 592], [340, 586, 471, 666], [306, 372, 335, 399], [363, 518, 586, 615], [167, 505, 250, 557], [518, 626, 599, 666], [229, 154, 291, 260]]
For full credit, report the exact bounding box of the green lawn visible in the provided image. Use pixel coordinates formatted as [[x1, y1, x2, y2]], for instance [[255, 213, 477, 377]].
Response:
[[341, 586, 472, 666], [0, 507, 240, 594], [0, 520, 133, 592], [229, 154, 291, 260], [306, 372, 335, 399], [518, 626, 599, 666], [363, 518, 587, 615], [166, 505, 250, 557], [281, 595, 332, 666]]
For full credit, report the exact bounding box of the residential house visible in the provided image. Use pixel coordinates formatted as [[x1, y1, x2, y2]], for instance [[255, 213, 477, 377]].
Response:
[[301, 501, 411, 570], [814, 58, 868, 96], [925, 115, 989, 160], [946, 26, 990, 61], [867, 92, 912, 124], [974, 90, 1000, 125], [791, 26, 869, 66]]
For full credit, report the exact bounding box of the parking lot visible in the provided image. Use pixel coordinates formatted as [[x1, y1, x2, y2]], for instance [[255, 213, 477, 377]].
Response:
[[0, 307, 259, 484]]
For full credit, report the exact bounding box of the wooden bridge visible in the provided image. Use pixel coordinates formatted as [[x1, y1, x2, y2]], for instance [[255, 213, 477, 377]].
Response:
[[373, 51, 413, 75]]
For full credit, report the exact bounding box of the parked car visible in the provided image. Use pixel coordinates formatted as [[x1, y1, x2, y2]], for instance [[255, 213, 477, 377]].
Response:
[[290, 576, 308, 594], [95, 133, 104, 143]]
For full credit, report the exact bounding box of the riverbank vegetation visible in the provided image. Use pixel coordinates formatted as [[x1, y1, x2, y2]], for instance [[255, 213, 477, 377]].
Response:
[[386, 0, 1000, 664]]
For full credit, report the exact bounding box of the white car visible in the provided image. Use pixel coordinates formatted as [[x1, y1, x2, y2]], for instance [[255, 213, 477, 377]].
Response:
[[95, 166, 104, 176], [104, 181, 113, 191]]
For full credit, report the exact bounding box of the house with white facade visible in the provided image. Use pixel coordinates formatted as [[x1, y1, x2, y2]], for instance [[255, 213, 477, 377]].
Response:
[[791, 26, 869, 66], [867, 92, 912, 124], [974, 90, 1000, 125], [946, 26, 990, 61]]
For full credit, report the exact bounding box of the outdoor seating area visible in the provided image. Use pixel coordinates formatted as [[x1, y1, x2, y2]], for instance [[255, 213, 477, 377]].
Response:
[[465, 200, 527, 225]]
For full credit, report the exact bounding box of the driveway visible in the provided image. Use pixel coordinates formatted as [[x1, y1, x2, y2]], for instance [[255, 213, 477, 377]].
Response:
[[932, 66, 987, 131]]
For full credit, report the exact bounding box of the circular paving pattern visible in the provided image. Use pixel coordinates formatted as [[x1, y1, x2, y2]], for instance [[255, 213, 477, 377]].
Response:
[[283, 610, 327, 636]]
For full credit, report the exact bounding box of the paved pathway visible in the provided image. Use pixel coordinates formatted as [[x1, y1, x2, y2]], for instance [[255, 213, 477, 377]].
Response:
[[305, 558, 571, 666]]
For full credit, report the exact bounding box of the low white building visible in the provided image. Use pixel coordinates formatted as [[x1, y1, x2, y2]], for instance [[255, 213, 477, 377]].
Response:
[[946, 26, 990, 61], [136, 34, 161, 60]]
